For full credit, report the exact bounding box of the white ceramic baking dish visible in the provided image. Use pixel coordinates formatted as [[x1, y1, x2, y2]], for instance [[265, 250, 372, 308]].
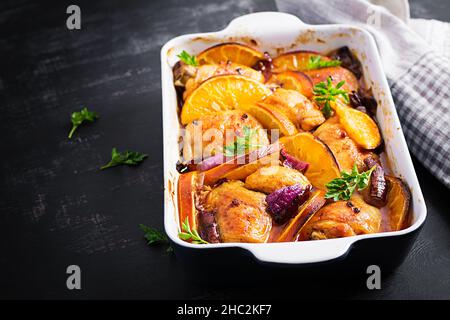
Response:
[[160, 12, 426, 265]]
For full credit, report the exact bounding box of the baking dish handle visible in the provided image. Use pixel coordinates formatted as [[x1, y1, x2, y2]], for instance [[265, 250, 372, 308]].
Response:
[[224, 11, 307, 35], [243, 238, 353, 265]]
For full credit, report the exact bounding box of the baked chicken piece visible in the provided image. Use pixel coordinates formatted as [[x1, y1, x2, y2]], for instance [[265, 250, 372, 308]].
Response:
[[313, 116, 367, 172], [298, 195, 381, 240], [204, 181, 272, 243], [262, 88, 325, 131], [182, 110, 269, 163], [245, 165, 310, 194]]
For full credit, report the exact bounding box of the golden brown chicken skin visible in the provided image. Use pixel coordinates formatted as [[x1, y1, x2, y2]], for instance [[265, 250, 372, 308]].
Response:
[[262, 88, 325, 131], [298, 195, 381, 240], [204, 181, 272, 243], [313, 116, 367, 172], [245, 165, 310, 194], [183, 110, 269, 162]]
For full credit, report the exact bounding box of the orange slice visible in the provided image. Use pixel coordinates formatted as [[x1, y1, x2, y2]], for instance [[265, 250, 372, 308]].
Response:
[[245, 102, 298, 137], [197, 42, 265, 66], [334, 101, 381, 149], [276, 189, 326, 242], [280, 132, 340, 190], [267, 71, 314, 98], [272, 51, 330, 72], [183, 63, 265, 99], [180, 75, 271, 125]]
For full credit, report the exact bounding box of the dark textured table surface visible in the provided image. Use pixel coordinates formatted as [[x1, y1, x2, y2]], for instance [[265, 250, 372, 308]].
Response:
[[0, 0, 449, 299]]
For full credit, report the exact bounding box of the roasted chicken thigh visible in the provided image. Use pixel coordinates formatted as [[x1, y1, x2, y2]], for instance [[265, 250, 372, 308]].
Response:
[[204, 181, 272, 243], [262, 88, 325, 131], [298, 195, 381, 240], [183, 110, 269, 162], [245, 165, 310, 194]]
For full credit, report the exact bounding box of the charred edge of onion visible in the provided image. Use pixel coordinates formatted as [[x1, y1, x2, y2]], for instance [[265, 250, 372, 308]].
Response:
[[198, 210, 220, 243], [252, 52, 273, 81], [349, 89, 378, 116], [363, 156, 387, 208], [330, 46, 363, 79]]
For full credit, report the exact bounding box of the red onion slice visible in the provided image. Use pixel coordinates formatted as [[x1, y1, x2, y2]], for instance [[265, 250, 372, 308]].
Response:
[[266, 184, 311, 224], [281, 149, 309, 173]]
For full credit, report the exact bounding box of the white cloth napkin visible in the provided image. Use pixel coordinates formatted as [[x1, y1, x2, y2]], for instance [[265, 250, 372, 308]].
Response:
[[276, 0, 450, 188]]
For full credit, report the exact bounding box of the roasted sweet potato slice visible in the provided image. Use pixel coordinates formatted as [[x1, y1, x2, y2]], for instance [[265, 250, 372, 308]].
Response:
[[280, 132, 341, 190], [334, 101, 381, 150], [267, 71, 314, 98], [177, 171, 200, 231], [385, 176, 411, 231], [276, 189, 326, 242], [305, 66, 359, 93]]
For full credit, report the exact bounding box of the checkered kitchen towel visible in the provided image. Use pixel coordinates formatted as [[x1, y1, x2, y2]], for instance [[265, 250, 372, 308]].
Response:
[[276, 0, 450, 188]]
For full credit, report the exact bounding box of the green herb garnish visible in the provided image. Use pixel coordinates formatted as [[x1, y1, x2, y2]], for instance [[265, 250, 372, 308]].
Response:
[[68, 107, 98, 139], [178, 217, 208, 244], [325, 164, 376, 201], [313, 77, 349, 118], [100, 148, 148, 170], [223, 126, 261, 157], [177, 50, 198, 66], [139, 224, 168, 244], [307, 55, 341, 70], [139, 224, 173, 252]]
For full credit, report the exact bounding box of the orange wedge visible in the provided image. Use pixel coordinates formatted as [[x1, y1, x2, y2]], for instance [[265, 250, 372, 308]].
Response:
[[197, 42, 265, 66], [267, 71, 314, 98], [276, 189, 326, 242], [272, 51, 330, 72], [180, 75, 271, 125], [334, 101, 381, 149], [246, 102, 298, 137], [280, 132, 340, 190]]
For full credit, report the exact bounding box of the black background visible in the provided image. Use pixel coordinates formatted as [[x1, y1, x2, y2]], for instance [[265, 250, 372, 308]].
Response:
[[0, 0, 449, 299]]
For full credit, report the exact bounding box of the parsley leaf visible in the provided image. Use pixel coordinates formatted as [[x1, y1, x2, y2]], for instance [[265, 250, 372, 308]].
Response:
[[178, 217, 208, 244], [325, 164, 376, 201], [307, 55, 341, 70], [68, 107, 98, 139], [100, 148, 148, 170], [223, 126, 261, 157], [139, 224, 173, 252], [177, 50, 198, 66], [139, 224, 168, 244], [313, 77, 349, 118]]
